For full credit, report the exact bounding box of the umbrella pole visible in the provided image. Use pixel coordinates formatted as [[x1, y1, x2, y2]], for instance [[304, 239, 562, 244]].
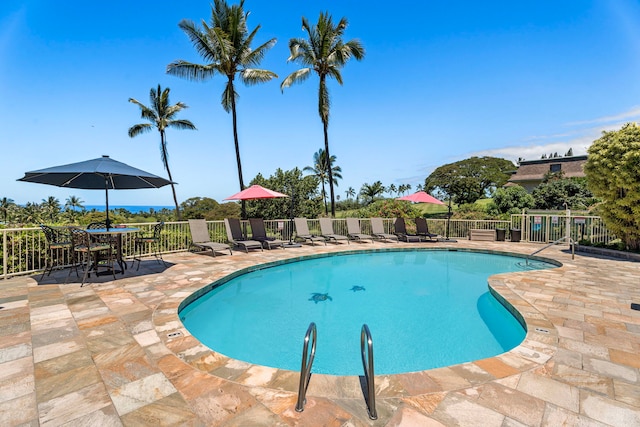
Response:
[[105, 179, 110, 230]]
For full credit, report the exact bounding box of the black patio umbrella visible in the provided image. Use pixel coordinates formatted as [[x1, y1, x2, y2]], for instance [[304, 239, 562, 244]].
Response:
[[18, 155, 174, 229]]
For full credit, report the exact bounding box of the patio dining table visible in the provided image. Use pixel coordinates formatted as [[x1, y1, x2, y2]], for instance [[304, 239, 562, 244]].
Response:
[[85, 227, 139, 274]]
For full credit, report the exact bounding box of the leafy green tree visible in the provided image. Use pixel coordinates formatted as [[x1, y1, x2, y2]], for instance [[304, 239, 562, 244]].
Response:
[[246, 168, 322, 220], [491, 186, 534, 214], [356, 199, 419, 219], [0, 197, 15, 224], [181, 197, 241, 220], [167, 0, 277, 219], [584, 123, 640, 250], [531, 178, 595, 210], [281, 12, 365, 217], [128, 85, 197, 220], [360, 181, 385, 205], [424, 156, 515, 204], [303, 149, 342, 215], [387, 183, 397, 197]]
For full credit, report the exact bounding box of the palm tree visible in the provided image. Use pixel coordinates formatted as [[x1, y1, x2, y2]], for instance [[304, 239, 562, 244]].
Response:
[[41, 196, 60, 223], [167, 0, 277, 218], [129, 85, 196, 220], [65, 195, 84, 223], [345, 187, 355, 200], [388, 184, 397, 197], [0, 197, 15, 224], [303, 148, 342, 215], [281, 12, 365, 217], [360, 181, 385, 205]]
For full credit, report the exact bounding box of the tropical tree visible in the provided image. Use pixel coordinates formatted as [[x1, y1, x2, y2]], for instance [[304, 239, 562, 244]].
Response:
[[167, 0, 277, 218], [64, 195, 85, 224], [281, 11, 365, 217], [345, 187, 356, 200], [387, 184, 397, 197], [532, 177, 595, 210], [491, 186, 535, 214], [128, 85, 196, 220], [41, 196, 60, 223], [303, 148, 342, 214], [360, 181, 385, 205], [584, 123, 640, 250], [425, 156, 515, 204], [247, 168, 322, 219], [0, 197, 15, 224]]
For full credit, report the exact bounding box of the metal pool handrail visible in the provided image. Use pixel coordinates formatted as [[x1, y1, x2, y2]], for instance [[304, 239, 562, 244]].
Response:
[[361, 324, 377, 420], [526, 235, 575, 263], [295, 322, 317, 412]]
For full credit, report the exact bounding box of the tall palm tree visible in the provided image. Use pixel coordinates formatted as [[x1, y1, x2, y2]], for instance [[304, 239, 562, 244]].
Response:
[[360, 181, 385, 205], [0, 197, 15, 224], [281, 12, 365, 217], [41, 196, 60, 223], [388, 184, 397, 197], [65, 195, 84, 223], [303, 148, 342, 215], [345, 187, 355, 200], [129, 85, 196, 220], [167, 0, 277, 218]]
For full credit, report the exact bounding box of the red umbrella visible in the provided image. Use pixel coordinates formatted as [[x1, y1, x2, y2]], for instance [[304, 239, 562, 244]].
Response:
[[224, 184, 289, 201], [396, 191, 444, 205]]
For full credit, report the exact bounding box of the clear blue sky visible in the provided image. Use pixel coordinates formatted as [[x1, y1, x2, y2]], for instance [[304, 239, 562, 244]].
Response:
[[2, 0, 640, 206]]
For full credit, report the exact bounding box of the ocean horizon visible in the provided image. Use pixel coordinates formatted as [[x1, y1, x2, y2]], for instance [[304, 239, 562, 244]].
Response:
[[83, 205, 174, 214]]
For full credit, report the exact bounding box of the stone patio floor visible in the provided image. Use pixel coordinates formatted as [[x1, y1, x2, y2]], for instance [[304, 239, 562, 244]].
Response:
[[1, 240, 639, 426]]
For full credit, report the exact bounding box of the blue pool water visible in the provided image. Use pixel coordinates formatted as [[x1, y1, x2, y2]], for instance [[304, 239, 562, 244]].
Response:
[[180, 250, 555, 375]]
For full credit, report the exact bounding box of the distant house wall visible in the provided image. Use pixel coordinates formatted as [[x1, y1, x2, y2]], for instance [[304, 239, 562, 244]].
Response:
[[507, 155, 587, 192]]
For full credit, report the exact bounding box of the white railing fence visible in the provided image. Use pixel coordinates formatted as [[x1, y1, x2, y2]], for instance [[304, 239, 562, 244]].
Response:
[[1, 215, 615, 279]]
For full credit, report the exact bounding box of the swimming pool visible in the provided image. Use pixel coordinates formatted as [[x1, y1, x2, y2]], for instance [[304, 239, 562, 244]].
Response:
[[179, 249, 556, 375]]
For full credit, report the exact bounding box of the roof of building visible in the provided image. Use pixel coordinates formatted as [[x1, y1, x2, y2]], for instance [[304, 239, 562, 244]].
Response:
[[508, 155, 587, 183]]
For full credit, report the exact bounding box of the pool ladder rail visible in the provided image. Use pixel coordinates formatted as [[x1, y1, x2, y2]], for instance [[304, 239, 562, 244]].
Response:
[[295, 322, 317, 412], [361, 324, 377, 420], [295, 322, 378, 421]]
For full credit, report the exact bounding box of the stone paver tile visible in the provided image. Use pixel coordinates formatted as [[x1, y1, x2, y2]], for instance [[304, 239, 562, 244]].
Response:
[[473, 357, 520, 379], [34, 350, 94, 380], [383, 405, 447, 427], [609, 348, 640, 369], [0, 342, 32, 364], [0, 393, 37, 426], [583, 356, 639, 383], [477, 382, 546, 426], [119, 392, 196, 426], [552, 364, 614, 397], [93, 343, 157, 389], [580, 391, 640, 426], [0, 370, 34, 403], [57, 404, 122, 427], [109, 372, 177, 416], [0, 356, 34, 382], [38, 382, 112, 427], [613, 379, 640, 408], [431, 393, 505, 427], [33, 337, 85, 364], [36, 364, 103, 402], [516, 372, 579, 412], [541, 403, 610, 427]]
